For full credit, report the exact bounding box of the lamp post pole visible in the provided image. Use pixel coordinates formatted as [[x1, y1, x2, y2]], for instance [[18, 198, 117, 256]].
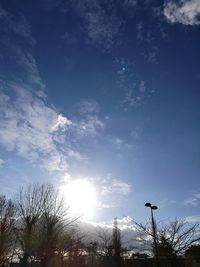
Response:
[[145, 203, 159, 267]]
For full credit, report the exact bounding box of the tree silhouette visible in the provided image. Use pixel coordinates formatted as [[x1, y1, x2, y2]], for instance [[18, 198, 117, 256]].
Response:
[[133, 218, 200, 259], [112, 218, 122, 267], [0, 195, 16, 266], [35, 185, 73, 267], [185, 245, 200, 264], [16, 184, 54, 266]]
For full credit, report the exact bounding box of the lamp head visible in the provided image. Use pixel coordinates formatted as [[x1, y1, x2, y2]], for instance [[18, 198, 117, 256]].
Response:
[[151, 205, 158, 210], [145, 202, 151, 207]]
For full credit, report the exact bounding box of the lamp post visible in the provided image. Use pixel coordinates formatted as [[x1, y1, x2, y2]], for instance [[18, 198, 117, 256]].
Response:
[[145, 202, 159, 267]]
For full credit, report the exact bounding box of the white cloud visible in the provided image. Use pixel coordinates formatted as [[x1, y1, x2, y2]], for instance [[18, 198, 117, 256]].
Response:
[[50, 114, 72, 133], [96, 202, 117, 209], [77, 115, 105, 136], [73, 100, 105, 137], [77, 217, 139, 247], [112, 137, 134, 150], [0, 84, 105, 174], [163, 0, 200, 26], [101, 178, 132, 196], [0, 84, 71, 173], [185, 215, 200, 223], [184, 192, 200, 206], [67, 149, 82, 160]]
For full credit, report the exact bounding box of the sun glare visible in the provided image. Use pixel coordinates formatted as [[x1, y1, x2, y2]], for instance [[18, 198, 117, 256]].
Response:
[[60, 179, 97, 219]]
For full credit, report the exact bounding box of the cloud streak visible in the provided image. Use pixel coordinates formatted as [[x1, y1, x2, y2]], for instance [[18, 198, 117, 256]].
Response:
[[184, 192, 200, 206], [0, 6, 44, 90]]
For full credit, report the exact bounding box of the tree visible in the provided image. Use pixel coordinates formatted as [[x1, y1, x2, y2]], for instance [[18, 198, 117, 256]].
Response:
[[185, 244, 200, 264], [112, 218, 122, 267], [157, 219, 200, 256], [16, 183, 52, 267], [131, 252, 149, 259], [58, 228, 84, 267], [96, 226, 113, 257], [0, 195, 16, 266], [35, 184, 79, 267], [134, 218, 200, 259]]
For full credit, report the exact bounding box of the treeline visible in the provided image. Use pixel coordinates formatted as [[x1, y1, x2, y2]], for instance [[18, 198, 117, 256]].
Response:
[[0, 183, 200, 267], [0, 184, 82, 267]]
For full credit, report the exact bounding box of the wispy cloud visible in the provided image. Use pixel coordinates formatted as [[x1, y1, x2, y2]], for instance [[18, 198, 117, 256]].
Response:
[[123, 0, 137, 8], [0, 7, 35, 46], [71, 175, 132, 211], [184, 192, 200, 206], [131, 127, 143, 142], [163, 0, 200, 26], [121, 86, 144, 111], [76, 115, 105, 136], [136, 21, 154, 43], [111, 137, 134, 150], [114, 58, 154, 111], [143, 46, 159, 64], [0, 84, 71, 173], [74, 99, 105, 136], [71, 0, 123, 51], [101, 177, 132, 196], [185, 215, 200, 223], [0, 84, 106, 176], [16, 49, 45, 89], [0, 6, 44, 90], [78, 99, 100, 114]]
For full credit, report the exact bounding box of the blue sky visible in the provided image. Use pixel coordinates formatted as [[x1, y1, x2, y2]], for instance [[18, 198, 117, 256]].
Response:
[[0, 0, 200, 225]]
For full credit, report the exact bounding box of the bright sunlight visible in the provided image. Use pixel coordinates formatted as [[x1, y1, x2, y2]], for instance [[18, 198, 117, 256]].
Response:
[[60, 179, 97, 219]]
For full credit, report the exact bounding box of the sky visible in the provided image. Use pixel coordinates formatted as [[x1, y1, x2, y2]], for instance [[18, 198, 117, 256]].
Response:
[[0, 0, 200, 227]]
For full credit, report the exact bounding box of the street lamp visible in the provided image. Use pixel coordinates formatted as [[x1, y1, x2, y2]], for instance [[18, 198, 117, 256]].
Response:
[[145, 202, 159, 267]]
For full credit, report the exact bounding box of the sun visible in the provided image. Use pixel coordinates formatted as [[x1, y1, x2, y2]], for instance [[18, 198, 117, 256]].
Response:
[[60, 179, 97, 219]]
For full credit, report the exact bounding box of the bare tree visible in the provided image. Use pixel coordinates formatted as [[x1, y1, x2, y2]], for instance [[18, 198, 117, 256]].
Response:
[[133, 218, 200, 258], [58, 227, 84, 267], [96, 226, 113, 257], [35, 184, 79, 267], [0, 195, 16, 266], [157, 219, 200, 255], [16, 183, 51, 267]]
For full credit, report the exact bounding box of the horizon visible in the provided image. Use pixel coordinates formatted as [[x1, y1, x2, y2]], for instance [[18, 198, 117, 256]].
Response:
[[0, 0, 200, 227]]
